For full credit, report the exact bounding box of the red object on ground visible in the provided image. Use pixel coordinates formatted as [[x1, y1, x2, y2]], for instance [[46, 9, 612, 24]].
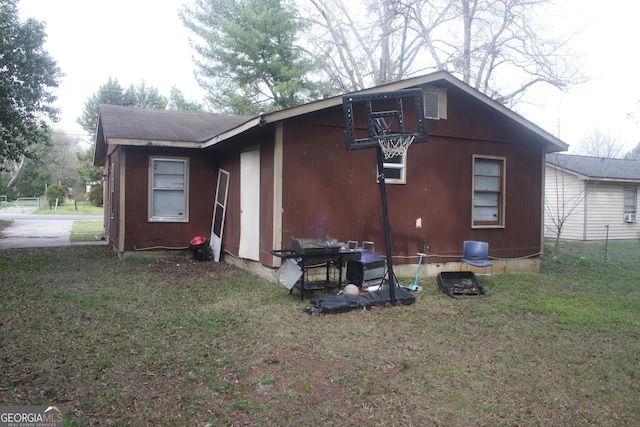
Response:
[[190, 236, 207, 246]]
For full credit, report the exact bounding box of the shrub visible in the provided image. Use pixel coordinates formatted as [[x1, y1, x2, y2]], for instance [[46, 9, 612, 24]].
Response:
[[45, 184, 67, 205], [86, 183, 103, 207]]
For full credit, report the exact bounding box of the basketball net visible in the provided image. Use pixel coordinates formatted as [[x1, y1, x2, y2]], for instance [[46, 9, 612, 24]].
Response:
[[377, 135, 415, 159]]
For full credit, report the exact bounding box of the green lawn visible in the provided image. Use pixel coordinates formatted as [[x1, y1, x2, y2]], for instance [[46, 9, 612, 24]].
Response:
[[0, 241, 638, 426], [70, 220, 104, 243], [35, 201, 104, 216]]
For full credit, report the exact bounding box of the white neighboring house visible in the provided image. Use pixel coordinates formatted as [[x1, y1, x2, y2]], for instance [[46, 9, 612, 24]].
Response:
[[545, 154, 640, 241]]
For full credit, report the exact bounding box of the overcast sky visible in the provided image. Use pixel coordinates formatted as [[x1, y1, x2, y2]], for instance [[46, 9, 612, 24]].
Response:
[[17, 0, 640, 153]]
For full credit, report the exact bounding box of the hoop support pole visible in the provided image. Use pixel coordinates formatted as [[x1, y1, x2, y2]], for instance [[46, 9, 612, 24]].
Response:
[[376, 144, 397, 305]]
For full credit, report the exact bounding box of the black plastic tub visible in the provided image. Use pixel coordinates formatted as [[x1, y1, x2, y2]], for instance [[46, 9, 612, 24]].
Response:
[[437, 271, 487, 298]]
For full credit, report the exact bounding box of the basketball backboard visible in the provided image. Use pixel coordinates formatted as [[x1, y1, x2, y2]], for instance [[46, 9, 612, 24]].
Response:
[[342, 88, 427, 151]]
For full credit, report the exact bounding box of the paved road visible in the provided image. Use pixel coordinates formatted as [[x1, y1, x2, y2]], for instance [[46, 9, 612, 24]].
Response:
[[0, 206, 105, 249]]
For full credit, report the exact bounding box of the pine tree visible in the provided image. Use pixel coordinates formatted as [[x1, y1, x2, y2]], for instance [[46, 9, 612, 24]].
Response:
[[180, 0, 328, 115]]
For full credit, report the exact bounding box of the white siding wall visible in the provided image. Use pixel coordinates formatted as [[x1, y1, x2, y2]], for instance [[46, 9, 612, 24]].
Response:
[[544, 165, 640, 241], [544, 166, 586, 240], [585, 183, 640, 240]]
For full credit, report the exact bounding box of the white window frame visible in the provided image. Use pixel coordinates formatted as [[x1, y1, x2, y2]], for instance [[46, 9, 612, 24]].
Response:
[[377, 154, 406, 184], [109, 163, 115, 220], [472, 155, 506, 228], [149, 157, 189, 222], [623, 187, 637, 215]]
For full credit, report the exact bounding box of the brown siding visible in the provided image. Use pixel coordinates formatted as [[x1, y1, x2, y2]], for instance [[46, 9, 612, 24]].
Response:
[[279, 88, 546, 264], [105, 147, 121, 250], [205, 127, 276, 264], [259, 138, 275, 264], [121, 146, 218, 252]]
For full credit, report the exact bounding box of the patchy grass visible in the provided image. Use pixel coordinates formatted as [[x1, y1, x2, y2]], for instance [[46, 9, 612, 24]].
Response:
[[0, 219, 13, 233], [35, 201, 103, 216], [11, 198, 38, 207], [70, 221, 104, 243], [0, 242, 638, 426]]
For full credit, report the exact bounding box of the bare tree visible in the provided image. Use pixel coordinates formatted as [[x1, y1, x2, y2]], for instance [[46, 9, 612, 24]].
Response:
[[1, 156, 25, 190], [545, 154, 600, 250], [46, 132, 80, 187], [624, 142, 640, 160], [305, 0, 585, 104], [574, 129, 626, 159], [624, 101, 640, 159], [306, 0, 427, 91]]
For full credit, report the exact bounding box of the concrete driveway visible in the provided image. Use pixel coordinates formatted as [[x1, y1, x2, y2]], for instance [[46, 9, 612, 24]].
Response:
[[0, 206, 105, 249]]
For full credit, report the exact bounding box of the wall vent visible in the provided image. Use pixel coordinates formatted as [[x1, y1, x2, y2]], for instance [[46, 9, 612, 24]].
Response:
[[424, 91, 440, 119]]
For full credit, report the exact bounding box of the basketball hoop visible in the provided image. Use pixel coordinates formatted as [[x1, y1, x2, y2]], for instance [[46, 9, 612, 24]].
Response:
[[377, 134, 415, 159]]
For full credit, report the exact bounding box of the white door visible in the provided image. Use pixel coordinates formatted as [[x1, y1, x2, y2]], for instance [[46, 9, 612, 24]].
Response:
[[239, 149, 260, 260], [210, 169, 230, 262]]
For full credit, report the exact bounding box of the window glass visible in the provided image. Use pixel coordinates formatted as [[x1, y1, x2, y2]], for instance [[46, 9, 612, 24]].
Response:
[[475, 161, 500, 176], [109, 163, 115, 219], [150, 158, 188, 221], [153, 174, 185, 189], [152, 190, 185, 218], [474, 176, 500, 191], [473, 157, 504, 227], [623, 187, 637, 213], [382, 154, 405, 184]]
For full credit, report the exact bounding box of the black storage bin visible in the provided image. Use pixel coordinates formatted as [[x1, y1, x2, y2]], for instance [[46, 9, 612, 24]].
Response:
[[189, 236, 211, 261], [437, 271, 486, 298], [346, 250, 385, 288]]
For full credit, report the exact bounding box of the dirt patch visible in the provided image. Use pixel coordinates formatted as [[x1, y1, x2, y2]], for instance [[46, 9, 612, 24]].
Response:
[[148, 258, 238, 280]]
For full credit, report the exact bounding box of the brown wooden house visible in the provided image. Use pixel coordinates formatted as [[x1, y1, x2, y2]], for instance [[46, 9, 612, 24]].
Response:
[[93, 71, 567, 276]]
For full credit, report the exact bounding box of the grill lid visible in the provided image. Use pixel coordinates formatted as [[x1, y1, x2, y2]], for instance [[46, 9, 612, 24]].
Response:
[[292, 236, 341, 255]]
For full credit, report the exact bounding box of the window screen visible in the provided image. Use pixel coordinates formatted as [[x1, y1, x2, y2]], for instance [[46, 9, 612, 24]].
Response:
[[150, 157, 188, 221], [624, 187, 637, 214], [473, 157, 505, 227], [381, 154, 406, 184]]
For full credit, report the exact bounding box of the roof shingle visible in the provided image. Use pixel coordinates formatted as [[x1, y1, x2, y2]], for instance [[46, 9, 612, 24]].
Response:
[[546, 153, 640, 181], [98, 104, 252, 143]]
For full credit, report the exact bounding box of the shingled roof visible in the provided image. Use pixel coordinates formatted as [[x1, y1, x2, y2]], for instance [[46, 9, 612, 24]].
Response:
[[546, 153, 640, 182], [94, 105, 253, 165], [98, 104, 252, 142]]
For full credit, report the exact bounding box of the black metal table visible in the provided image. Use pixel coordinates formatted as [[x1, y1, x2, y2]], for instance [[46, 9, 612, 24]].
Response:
[[271, 249, 361, 300]]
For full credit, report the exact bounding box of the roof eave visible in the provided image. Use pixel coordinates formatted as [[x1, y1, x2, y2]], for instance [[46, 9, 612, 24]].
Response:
[[546, 162, 640, 183], [584, 177, 640, 184], [545, 162, 590, 180], [203, 116, 262, 147], [206, 70, 568, 152], [106, 138, 203, 149], [431, 73, 569, 152]]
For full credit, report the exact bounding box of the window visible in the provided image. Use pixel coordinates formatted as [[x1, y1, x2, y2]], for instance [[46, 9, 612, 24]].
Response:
[[624, 187, 637, 214], [472, 156, 505, 227], [381, 154, 406, 184], [149, 157, 188, 222], [109, 163, 115, 219]]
